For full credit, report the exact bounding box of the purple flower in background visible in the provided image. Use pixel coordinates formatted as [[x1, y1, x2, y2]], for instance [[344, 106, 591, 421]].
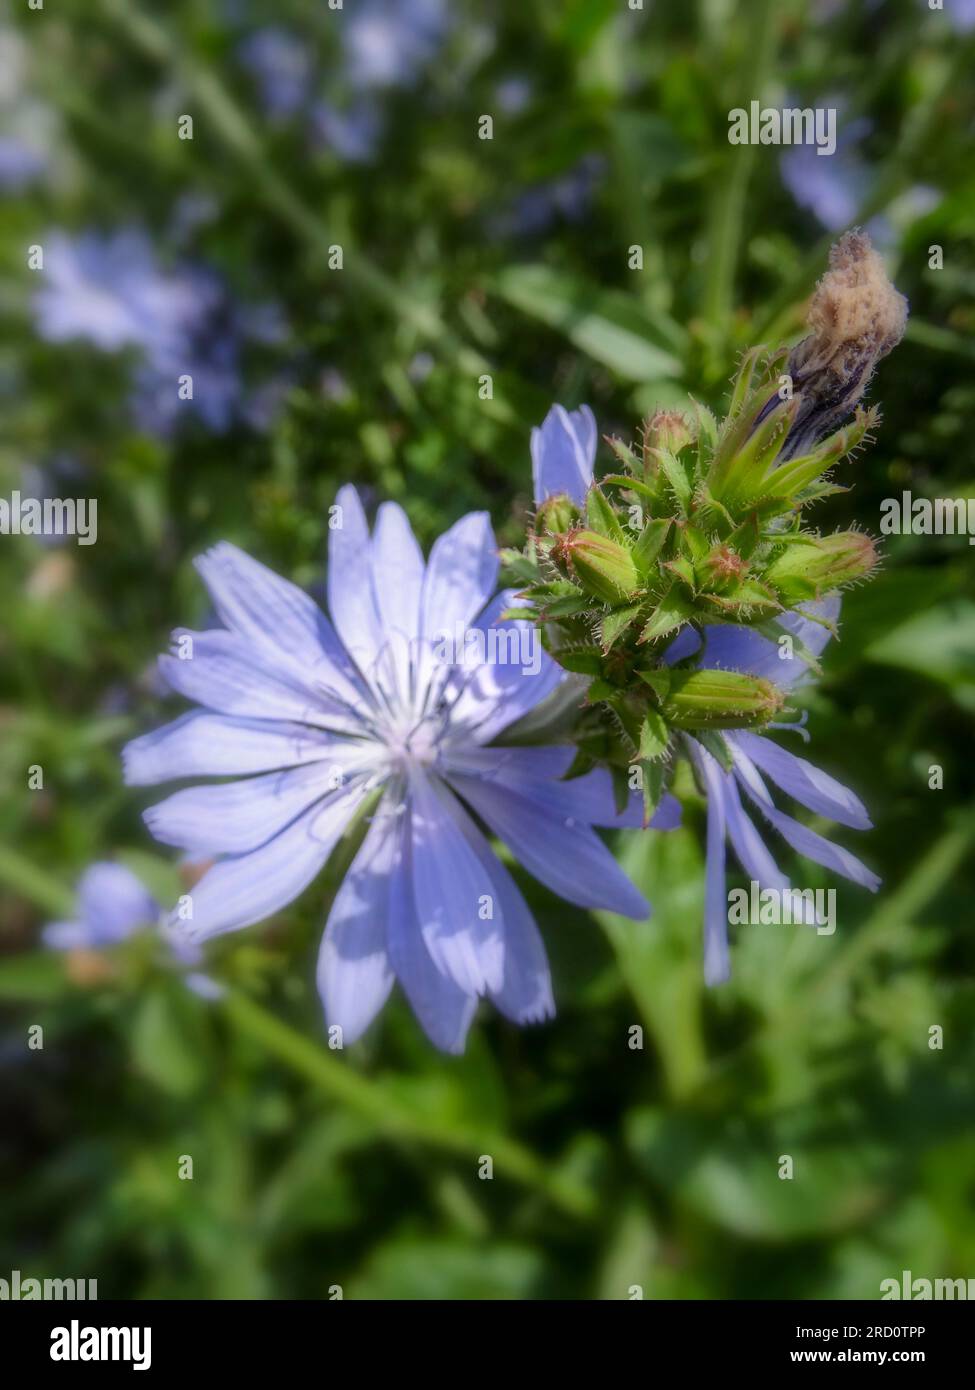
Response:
[[124, 491, 678, 1052], [940, 0, 975, 32], [33, 229, 284, 437], [344, 0, 448, 89], [307, 0, 450, 162], [665, 606, 880, 985], [233, 5, 449, 165], [781, 117, 874, 232], [309, 98, 383, 164], [43, 863, 159, 951], [488, 155, 606, 240], [0, 135, 46, 190], [238, 27, 312, 119], [495, 76, 533, 117], [0, 28, 59, 191], [779, 105, 930, 246], [42, 862, 218, 997]]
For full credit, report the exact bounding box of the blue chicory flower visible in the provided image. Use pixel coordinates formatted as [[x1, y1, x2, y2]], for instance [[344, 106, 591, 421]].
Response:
[[237, 27, 313, 119], [124, 489, 679, 1052], [940, 0, 975, 32], [780, 114, 874, 232], [42, 862, 219, 998], [343, 0, 449, 89], [309, 0, 450, 163], [0, 27, 58, 191], [33, 228, 284, 437], [308, 98, 384, 164], [531, 402, 598, 507], [488, 155, 606, 241], [0, 135, 47, 190]]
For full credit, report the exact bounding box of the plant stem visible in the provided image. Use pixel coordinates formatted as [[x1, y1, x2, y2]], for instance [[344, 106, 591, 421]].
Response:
[[0, 845, 75, 917], [222, 988, 597, 1219], [700, 0, 778, 343]]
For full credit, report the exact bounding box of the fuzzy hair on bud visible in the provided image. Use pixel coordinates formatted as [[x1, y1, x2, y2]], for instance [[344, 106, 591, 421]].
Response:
[[644, 409, 694, 455], [783, 230, 908, 459], [766, 529, 878, 603]]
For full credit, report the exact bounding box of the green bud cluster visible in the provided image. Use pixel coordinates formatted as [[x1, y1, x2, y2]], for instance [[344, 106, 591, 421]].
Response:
[[503, 279, 893, 823]]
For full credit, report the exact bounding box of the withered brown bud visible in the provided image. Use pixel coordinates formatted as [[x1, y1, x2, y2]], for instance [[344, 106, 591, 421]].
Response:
[[783, 230, 908, 459]]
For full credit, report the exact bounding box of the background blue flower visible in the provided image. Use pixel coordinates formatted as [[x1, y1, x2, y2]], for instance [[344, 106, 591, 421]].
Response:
[[33, 229, 286, 436]]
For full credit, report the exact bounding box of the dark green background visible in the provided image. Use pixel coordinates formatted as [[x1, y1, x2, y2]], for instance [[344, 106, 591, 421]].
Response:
[[1, 0, 973, 1299]]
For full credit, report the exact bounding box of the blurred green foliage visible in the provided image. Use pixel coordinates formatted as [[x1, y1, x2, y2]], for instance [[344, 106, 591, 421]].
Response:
[[1, 0, 974, 1299]]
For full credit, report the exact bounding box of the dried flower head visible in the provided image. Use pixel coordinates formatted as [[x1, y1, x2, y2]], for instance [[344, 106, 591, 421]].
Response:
[[784, 229, 908, 457]]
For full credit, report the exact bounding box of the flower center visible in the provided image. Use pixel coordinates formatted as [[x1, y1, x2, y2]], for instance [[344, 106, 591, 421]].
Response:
[[383, 717, 441, 774]]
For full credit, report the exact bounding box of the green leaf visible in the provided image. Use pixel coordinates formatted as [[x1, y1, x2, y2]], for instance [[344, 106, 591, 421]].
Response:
[[639, 708, 670, 761], [595, 828, 707, 1099], [627, 1109, 889, 1239], [350, 1239, 545, 1301], [693, 729, 734, 771], [0, 846, 75, 917], [639, 758, 665, 822], [605, 438, 643, 473], [586, 486, 627, 541], [0, 951, 69, 1003], [588, 677, 619, 702], [658, 451, 693, 513], [557, 646, 605, 675], [636, 668, 671, 702], [492, 265, 684, 381], [499, 548, 542, 583], [864, 598, 975, 708], [602, 474, 659, 504], [131, 988, 207, 1098], [632, 518, 671, 577], [665, 554, 698, 590], [541, 594, 591, 617], [601, 603, 643, 649]]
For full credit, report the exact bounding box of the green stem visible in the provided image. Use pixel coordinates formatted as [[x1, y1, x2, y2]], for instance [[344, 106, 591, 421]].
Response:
[[700, 0, 778, 342], [222, 989, 597, 1220], [0, 845, 75, 917]]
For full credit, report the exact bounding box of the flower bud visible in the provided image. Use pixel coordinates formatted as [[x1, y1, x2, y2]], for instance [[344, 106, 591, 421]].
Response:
[[701, 544, 749, 593], [644, 408, 694, 455], [561, 528, 642, 605], [536, 492, 580, 536], [782, 230, 908, 459], [660, 668, 785, 730], [765, 531, 877, 603]]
